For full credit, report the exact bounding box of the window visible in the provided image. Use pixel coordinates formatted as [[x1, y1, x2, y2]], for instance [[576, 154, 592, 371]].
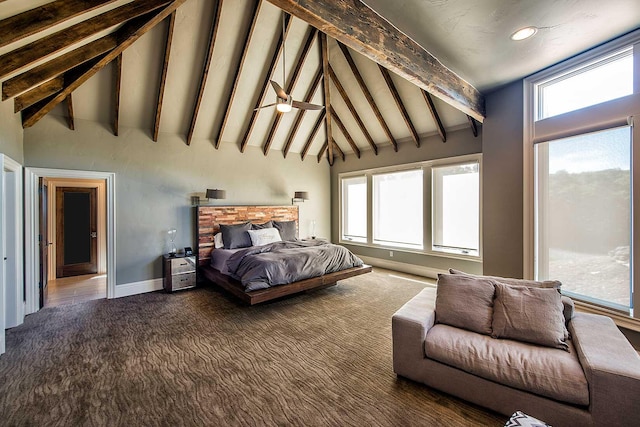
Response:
[[526, 31, 640, 317], [339, 154, 482, 258], [341, 176, 367, 243], [537, 47, 633, 120], [432, 162, 480, 256], [536, 127, 631, 309], [373, 169, 423, 249]]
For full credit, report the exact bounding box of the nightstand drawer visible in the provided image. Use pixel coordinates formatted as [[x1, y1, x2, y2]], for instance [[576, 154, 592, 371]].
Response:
[[169, 257, 196, 274], [170, 272, 195, 290]]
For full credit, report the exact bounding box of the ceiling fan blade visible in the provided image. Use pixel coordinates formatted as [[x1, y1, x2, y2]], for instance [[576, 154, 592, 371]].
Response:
[[292, 100, 324, 111], [254, 103, 277, 111], [270, 80, 288, 99]]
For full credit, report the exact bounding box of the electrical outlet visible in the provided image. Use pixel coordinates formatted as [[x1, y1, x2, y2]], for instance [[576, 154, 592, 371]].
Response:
[[389, 251, 394, 257]]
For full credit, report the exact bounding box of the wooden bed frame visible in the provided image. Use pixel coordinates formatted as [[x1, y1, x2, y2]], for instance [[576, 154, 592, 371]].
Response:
[[196, 205, 372, 305]]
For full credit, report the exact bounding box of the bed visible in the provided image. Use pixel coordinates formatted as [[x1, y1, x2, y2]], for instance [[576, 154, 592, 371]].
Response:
[[196, 205, 372, 305]]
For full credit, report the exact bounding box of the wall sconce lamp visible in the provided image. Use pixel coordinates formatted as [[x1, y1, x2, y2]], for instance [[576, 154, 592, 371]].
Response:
[[206, 189, 226, 200], [292, 191, 309, 205]]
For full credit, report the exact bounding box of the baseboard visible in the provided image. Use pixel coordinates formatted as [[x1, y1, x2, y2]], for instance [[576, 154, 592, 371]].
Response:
[[359, 256, 446, 280], [114, 278, 163, 299]]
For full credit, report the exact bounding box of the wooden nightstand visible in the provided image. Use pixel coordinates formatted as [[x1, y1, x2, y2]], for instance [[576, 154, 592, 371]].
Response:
[[163, 254, 196, 292]]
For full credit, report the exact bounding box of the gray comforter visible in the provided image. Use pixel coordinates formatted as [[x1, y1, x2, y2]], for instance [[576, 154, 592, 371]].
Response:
[[226, 240, 364, 291]]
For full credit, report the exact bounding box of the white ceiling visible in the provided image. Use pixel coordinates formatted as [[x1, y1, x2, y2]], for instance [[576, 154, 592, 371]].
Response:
[[362, 0, 640, 92], [1, 0, 638, 158]]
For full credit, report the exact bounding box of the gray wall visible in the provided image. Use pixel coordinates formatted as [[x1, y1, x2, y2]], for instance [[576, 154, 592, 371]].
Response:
[[0, 100, 24, 163], [330, 129, 483, 274], [482, 81, 524, 278], [24, 115, 330, 286]]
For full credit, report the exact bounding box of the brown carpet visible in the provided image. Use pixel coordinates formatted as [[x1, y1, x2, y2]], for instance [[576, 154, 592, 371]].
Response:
[[0, 269, 504, 426]]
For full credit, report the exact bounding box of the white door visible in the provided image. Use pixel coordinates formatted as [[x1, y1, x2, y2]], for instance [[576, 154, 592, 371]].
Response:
[[0, 156, 5, 355]]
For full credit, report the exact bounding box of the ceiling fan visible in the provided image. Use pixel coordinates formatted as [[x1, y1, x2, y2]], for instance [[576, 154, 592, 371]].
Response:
[[256, 12, 324, 113]]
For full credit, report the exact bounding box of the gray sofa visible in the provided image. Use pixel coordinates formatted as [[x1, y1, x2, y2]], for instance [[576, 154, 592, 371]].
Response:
[[392, 272, 640, 427]]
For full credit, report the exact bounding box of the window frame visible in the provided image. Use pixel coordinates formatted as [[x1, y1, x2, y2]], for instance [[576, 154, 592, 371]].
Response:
[[338, 154, 483, 262], [524, 29, 640, 319]]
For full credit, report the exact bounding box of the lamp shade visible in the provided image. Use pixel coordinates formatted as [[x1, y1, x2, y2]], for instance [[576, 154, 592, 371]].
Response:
[[294, 191, 309, 200], [206, 189, 226, 199]]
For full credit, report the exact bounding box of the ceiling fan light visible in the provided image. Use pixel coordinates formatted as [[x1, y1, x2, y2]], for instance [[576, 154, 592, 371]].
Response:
[[276, 97, 293, 113]]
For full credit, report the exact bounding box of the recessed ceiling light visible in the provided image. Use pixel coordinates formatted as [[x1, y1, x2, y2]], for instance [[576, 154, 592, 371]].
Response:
[[510, 26, 538, 41]]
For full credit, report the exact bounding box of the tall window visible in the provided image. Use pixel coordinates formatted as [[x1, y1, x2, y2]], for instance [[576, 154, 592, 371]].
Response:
[[339, 154, 482, 258], [536, 127, 631, 309], [341, 176, 367, 243], [432, 162, 480, 256], [373, 170, 423, 249], [527, 31, 639, 315]]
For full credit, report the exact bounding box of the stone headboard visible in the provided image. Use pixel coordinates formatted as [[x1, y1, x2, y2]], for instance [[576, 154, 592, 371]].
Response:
[[196, 205, 299, 266]]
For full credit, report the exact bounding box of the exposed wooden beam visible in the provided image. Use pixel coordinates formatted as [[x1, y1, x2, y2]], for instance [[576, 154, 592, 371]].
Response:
[[152, 11, 176, 142], [421, 89, 446, 142], [337, 42, 397, 151], [263, 26, 318, 156], [467, 115, 479, 137], [112, 53, 122, 136], [301, 110, 325, 161], [22, 1, 187, 129], [66, 94, 75, 131], [14, 77, 63, 113], [213, 0, 261, 149], [240, 13, 292, 153], [282, 66, 323, 158], [330, 106, 360, 158], [2, 35, 117, 100], [0, 0, 171, 80], [265, 0, 485, 122], [186, 0, 223, 145], [0, 0, 119, 49], [320, 33, 333, 164], [328, 64, 377, 155], [317, 141, 328, 163], [332, 141, 345, 162], [378, 65, 419, 148]]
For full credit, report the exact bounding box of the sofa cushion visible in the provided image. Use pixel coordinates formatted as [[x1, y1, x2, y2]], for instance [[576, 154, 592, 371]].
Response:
[[448, 269, 575, 324], [492, 283, 569, 350], [435, 274, 496, 335], [424, 324, 589, 406]]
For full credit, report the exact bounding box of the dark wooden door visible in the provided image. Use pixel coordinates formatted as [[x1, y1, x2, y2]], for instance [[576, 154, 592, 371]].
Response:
[[39, 178, 49, 308], [56, 187, 98, 278]]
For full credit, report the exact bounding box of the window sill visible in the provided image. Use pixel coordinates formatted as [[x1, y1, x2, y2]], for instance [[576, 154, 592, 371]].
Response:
[[573, 300, 640, 332], [339, 240, 483, 263]]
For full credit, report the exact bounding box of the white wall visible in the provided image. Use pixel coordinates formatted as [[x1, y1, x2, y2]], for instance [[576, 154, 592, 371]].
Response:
[[0, 99, 23, 163], [24, 115, 330, 285]]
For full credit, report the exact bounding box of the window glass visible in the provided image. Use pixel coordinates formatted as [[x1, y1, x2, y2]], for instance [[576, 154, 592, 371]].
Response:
[[535, 126, 631, 309], [373, 170, 423, 249], [341, 176, 367, 242], [432, 162, 480, 255], [537, 49, 633, 120]]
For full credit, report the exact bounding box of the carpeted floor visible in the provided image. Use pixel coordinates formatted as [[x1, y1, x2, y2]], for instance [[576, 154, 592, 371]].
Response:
[[0, 269, 504, 426]]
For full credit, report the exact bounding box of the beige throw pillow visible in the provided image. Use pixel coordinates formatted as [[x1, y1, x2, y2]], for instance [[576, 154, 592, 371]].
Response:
[[492, 282, 569, 351], [435, 274, 496, 336]]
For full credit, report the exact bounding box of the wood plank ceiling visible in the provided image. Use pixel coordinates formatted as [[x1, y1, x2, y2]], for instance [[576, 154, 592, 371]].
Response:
[[0, 0, 483, 164]]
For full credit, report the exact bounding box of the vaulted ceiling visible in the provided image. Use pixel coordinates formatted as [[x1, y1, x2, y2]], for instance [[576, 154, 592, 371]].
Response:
[[1, 0, 637, 164]]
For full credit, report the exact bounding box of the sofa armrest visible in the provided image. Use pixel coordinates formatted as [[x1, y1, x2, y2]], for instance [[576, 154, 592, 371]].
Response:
[[392, 287, 437, 377], [570, 313, 640, 425]]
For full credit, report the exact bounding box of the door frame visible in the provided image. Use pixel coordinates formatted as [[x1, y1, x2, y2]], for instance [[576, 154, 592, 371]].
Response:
[[25, 168, 116, 315], [0, 154, 23, 355]]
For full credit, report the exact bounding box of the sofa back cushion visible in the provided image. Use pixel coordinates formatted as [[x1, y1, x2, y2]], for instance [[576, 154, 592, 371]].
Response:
[[492, 283, 569, 351], [435, 274, 496, 335]]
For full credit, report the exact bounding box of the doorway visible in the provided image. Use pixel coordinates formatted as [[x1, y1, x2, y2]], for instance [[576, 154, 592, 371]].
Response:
[[42, 179, 106, 308], [24, 168, 116, 315]]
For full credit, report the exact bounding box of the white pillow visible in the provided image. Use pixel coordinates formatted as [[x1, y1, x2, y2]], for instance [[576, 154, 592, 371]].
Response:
[[214, 232, 224, 249], [247, 228, 282, 246]]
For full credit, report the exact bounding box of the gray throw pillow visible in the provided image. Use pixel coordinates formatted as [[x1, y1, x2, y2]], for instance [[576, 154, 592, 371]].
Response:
[[449, 268, 562, 290], [273, 220, 296, 241], [435, 273, 496, 336], [220, 222, 252, 249], [492, 282, 569, 351], [251, 221, 273, 230]]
